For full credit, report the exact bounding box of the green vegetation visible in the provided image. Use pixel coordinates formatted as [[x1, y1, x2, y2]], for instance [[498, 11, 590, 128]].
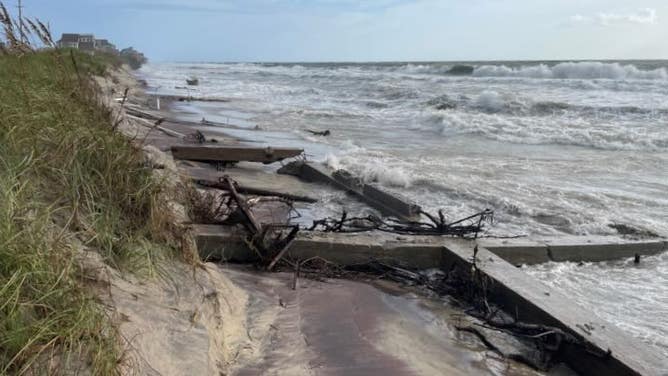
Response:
[[1, 5, 178, 374], [119, 47, 147, 70]]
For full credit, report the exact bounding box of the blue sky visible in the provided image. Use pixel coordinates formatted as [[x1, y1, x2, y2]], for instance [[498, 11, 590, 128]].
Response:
[[11, 0, 668, 62]]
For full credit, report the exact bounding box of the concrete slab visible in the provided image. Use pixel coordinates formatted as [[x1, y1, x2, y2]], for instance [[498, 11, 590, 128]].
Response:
[[195, 225, 250, 262], [182, 165, 318, 202], [195, 225, 668, 267], [279, 161, 421, 220], [544, 236, 666, 262], [440, 240, 667, 376], [194, 225, 444, 269], [477, 239, 550, 265], [289, 233, 443, 270], [478, 237, 667, 265], [172, 145, 303, 164]]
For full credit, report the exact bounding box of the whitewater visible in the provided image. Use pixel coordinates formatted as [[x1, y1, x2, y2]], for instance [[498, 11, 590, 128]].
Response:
[[140, 60, 668, 358]]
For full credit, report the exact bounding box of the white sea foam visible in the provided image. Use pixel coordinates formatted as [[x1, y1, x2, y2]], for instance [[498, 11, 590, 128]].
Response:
[[526, 253, 668, 358], [474, 91, 505, 112], [474, 62, 668, 80], [424, 109, 668, 151], [323, 153, 412, 188], [402, 64, 433, 74], [324, 153, 342, 170], [357, 163, 412, 188]]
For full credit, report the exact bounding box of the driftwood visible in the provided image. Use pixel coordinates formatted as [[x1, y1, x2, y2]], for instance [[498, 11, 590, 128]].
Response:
[[185, 130, 207, 144], [235, 187, 317, 204], [219, 177, 261, 233], [126, 111, 186, 139], [216, 177, 300, 269], [308, 209, 493, 238], [125, 106, 162, 121], [306, 129, 331, 136], [267, 226, 300, 271]]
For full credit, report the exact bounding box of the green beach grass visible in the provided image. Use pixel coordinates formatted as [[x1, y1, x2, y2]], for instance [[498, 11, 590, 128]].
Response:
[[1, 8, 179, 374]]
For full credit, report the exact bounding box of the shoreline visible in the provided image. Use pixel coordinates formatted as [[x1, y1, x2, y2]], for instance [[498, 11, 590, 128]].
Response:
[[110, 68, 562, 374], [104, 66, 667, 374]]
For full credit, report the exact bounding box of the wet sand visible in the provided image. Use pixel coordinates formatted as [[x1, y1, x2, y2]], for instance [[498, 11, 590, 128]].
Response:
[[223, 266, 543, 376]]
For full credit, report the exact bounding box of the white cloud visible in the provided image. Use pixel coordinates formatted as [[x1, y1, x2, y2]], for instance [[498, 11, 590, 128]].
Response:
[[570, 8, 657, 26], [599, 8, 657, 25]]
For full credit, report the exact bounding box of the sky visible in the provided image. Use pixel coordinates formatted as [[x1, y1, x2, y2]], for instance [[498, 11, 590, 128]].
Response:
[[9, 0, 668, 62]]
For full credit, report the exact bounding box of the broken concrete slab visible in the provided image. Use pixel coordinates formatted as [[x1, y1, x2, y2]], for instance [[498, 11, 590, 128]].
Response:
[[440, 241, 667, 376], [290, 233, 444, 270], [195, 225, 668, 266], [183, 166, 318, 203], [279, 161, 421, 220], [194, 225, 443, 268], [478, 237, 667, 265], [195, 225, 250, 262], [171, 145, 303, 164], [544, 236, 666, 263], [477, 239, 551, 266], [125, 106, 164, 121], [180, 163, 320, 202]]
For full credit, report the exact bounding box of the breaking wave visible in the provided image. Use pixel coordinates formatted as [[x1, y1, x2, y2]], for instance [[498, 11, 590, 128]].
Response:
[[425, 92, 668, 117], [421, 110, 668, 151], [473, 62, 668, 80], [396, 62, 667, 80], [474, 91, 505, 112], [324, 154, 412, 188], [399, 64, 475, 76]]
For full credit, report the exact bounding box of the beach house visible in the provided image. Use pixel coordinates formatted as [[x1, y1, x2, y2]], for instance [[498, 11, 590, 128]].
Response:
[[56, 33, 118, 54], [57, 33, 80, 49]]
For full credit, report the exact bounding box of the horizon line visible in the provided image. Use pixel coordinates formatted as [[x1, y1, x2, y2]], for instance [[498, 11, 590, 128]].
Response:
[[158, 58, 668, 65]]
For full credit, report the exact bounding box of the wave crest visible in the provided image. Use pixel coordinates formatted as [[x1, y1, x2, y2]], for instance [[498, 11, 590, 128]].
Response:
[[324, 154, 412, 188], [473, 62, 667, 80], [421, 110, 668, 151]]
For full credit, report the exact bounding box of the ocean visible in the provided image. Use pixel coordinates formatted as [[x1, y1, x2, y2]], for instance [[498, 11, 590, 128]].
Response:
[[139, 60, 668, 358]]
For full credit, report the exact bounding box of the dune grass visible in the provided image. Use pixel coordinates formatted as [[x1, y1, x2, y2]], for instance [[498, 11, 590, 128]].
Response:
[[1, 7, 178, 374]]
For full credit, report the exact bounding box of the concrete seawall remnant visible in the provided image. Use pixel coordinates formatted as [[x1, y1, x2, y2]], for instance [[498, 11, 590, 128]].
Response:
[[171, 145, 304, 164], [480, 237, 667, 266], [278, 161, 422, 220], [441, 241, 666, 376], [195, 225, 667, 266], [195, 225, 444, 268], [194, 225, 667, 375]]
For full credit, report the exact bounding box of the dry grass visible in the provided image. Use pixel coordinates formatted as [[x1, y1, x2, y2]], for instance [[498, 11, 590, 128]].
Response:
[[1, 4, 180, 374]]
